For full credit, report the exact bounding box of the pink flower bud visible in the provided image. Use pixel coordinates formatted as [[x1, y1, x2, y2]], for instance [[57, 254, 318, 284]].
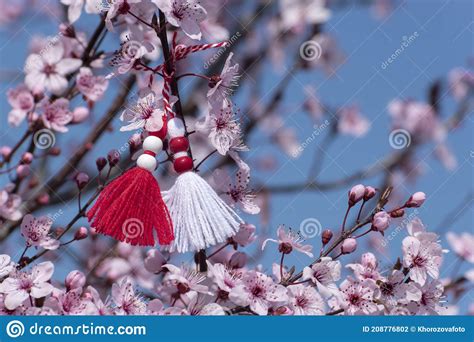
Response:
[[144, 249, 166, 273], [21, 152, 34, 164], [348, 184, 365, 206], [372, 211, 390, 232], [96, 157, 107, 171], [390, 209, 405, 218], [36, 193, 50, 205], [405, 191, 426, 208], [233, 223, 257, 247], [341, 238, 357, 254], [128, 134, 142, 154], [72, 106, 90, 123], [0, 146, 12, 159], [321, 229, 333, 245], [229, 252, 247, 269], [363, 186, 376, 201], [74, 172, 89, 189], [107, 149, 120, 167], [16, 164, 30, 179], [48, 147, 61, 156], [65, 270, 85, 291], [74, 227, 88, 240]]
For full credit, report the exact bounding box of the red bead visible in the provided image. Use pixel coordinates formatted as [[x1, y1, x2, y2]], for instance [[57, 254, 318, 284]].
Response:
[[173, 156, 193, 173], [169, 137, 189, 153]]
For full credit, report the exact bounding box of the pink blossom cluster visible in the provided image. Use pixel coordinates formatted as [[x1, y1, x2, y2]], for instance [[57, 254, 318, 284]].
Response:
[[0, 187, 470, 316]]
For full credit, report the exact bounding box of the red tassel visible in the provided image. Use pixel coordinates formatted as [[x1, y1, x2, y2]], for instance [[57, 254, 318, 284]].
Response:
[[87, 167, 174, 246]]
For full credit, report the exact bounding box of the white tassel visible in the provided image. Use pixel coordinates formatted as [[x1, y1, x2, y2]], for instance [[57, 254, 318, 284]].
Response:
[[162, 171, 242, 253]]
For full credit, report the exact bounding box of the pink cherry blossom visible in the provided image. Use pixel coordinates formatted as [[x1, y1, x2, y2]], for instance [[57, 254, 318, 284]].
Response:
[[279, 0, 331, 32], [229, 270, 288, 315], [0, 0, 24, 26], [7, 84, 35, 126], [448, 67, 474, 101], [302, 257, 341, 297], [61, 0, 101, 23], [213, 163, 260, 215], [303, 85, 324, 120], [76, 67, 109, 102], [346, 253, 382, 281], [376, 270, 421, 308], [24, 42, 81, 95], [162, 264, 210, 298], [337, 106, 370, 137], [41, 98, 73, 133], [0, 255, 13, 278], [402, 236, 442, 285], [197, 105, 242, 155], [120, 90, 174, 132], [446, 232, 474, 263], [336, 278, 380, 315], [207, 262, 242, 301], [0, 190, 22, 221], [95, 244, 154, 289], [287, 284, 325, 315], [407, 280, 445, 315], [262, 225, 314, 258], [86, 286, 111, 315], [111, 277, 146, 315], [47, 288, 96, 315], [110, 32, 155, 76], [232, 223, 257, 247], [183, 292, 226, 316], [0, 262, 54, 310], [154, 0, 207, 40], [144, 249, 167, 273], [305, 33, 344, 74], [20, 214, 60, 250], [105, 0, 141, 31], [388, 99, 442, 143], [207, 53, 239, 108]]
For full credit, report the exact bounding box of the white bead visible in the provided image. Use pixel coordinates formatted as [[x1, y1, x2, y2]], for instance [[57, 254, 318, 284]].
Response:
[[167, 118, 186, 138], [174, 151, 188, 159], [143, 136, 163, 154], [137, 154, 156, 171]]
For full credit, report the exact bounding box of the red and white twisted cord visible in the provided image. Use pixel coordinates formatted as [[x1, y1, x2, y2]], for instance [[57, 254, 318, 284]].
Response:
[[162, 71, 175, 119], [174, 42, 229, 60]]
